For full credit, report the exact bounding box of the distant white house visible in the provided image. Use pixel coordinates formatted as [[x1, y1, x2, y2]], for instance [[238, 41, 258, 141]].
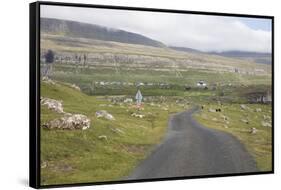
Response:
[[197, 81, 207, 87]]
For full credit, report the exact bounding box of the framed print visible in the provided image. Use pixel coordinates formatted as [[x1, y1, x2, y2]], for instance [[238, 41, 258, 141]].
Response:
[[29, 1, 274, 188]]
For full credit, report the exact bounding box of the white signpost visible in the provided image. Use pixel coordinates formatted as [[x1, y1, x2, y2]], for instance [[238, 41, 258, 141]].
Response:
[[135, 89, 143, 106]]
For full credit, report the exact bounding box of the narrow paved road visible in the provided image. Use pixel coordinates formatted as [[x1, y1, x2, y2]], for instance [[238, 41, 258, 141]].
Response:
[[127, 107, 258, 180]]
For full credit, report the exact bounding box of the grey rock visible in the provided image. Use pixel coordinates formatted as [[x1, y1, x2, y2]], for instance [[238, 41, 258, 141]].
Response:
[[98, 135, 108, 141], [42, 77, 56, 85], [212, 117, 218, 121], [124, 98, 133, 103], [41, 97, 64, 113], [208, 108, 216, 113], [263, 115, 271, 120], [250, 127, 257, 134], [96, 110, 115, 120], [42, 114, 90, 130], [241, 119, 249, 124], [255, 108, 262, 112], [41, 161, 47, 169], [221, 115, 228, 121], [71, 84, 81, 91], [261, 121, 272, 128], [131, 113, 145, 118], [240, 104, 248, 110]]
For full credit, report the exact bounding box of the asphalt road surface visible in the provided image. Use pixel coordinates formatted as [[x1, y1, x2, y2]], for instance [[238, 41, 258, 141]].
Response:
[[127, 107, 258, 180]]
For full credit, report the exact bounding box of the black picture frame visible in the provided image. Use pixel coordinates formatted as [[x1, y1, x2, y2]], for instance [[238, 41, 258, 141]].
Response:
[[30, 1, 274, 188]]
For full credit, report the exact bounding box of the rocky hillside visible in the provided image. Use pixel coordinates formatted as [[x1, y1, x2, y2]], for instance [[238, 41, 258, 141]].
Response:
[[41, 18, 165, 48], [41, 33, 271, 76]]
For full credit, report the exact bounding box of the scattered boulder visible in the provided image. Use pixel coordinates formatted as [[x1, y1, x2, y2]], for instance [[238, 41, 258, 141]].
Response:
[[41, 97, 64, 113], [42, 77, 56, 85], [255, 108, 262, 112], [109, 127, 125, 135], [223, 124, 228, 128], [241, 119, 249, 124], [240, 104, 248, 110], [71, 84, 81, 91], [96, 110, 115, 120], [220, 115, 228, 121], [138, 107, 145, 111], [162, 107, 169, 111], [42, 114, 90, 130], [261, 121, 272, 128], [263, 115, 271, 120], [150, 102, 155, 106], [250, 127, 257, 134], [209, 108, 216, 113], [212, 117, 218, 121], [131, 113, 145, 118], [41, 161, 47, 169], [124, 98, 133, 103], [98, 135, 108, 141]]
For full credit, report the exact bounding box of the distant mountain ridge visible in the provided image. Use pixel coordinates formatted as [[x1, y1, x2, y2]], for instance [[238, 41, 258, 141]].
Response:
[[41, 18, 166, 48], [41, 18, 271, 65], [169, 46, 202, 53], [208, 51, 272, 65], [170, 46, 272, 65]]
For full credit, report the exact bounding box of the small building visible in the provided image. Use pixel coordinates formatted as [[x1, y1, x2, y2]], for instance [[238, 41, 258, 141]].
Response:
[[197, 81, 207, 87]]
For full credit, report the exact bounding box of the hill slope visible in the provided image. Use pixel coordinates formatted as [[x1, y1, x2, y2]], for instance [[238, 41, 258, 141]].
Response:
[[169, 46, 203, 54], [41, 18, 165, 48], [40, 81, 185, 185], [209, 51, 272, 65]]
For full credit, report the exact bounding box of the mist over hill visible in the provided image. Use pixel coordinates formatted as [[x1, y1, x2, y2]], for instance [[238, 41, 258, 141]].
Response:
[[41, 18, 166, 48]]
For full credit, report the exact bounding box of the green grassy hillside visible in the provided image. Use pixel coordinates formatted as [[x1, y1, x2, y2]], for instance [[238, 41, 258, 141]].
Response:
[[40, 81, 185, 185]]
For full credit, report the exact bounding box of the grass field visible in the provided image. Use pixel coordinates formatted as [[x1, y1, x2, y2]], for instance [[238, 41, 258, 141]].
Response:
[[40, 81, 187, 185]]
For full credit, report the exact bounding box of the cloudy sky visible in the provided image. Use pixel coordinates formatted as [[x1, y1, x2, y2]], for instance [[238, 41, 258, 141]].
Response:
[[41, 5, 272, 53]]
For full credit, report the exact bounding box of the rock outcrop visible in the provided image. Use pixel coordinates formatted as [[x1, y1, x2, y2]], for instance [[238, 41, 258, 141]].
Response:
[[261, 121, 272, 128], [95, 110, 115, 120], [70, 84, 81, 91], [41, 97, 64, 113], [42, 113, 90, 130]]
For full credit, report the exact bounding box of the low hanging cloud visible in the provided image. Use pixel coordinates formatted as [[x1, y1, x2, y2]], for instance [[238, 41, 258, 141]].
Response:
[[41, 5, 272, 53]]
